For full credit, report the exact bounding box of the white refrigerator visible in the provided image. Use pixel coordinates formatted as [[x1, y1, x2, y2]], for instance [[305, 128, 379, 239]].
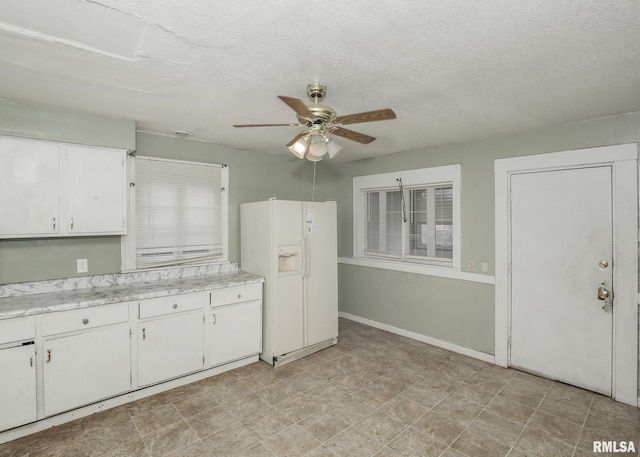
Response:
[[241, 199, 338, 366]]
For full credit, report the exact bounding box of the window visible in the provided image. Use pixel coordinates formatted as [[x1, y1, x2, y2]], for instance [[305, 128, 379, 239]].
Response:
[[354, 165, 460, 270], [122, 156, 228, 270]]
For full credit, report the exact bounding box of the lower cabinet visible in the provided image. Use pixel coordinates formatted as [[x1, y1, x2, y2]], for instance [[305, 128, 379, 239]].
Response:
[[0, 344, 36, 431], [0, 281, 262, 434], [43, 325, 131, 417], [210, 300, 261, 367], [137, 301, 205, 387]]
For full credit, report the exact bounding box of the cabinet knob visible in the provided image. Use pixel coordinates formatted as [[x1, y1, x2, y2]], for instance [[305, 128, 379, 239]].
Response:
[[237, 294, 242, 299], [82, 318, 89, 325], [172, 303, 178, 309]]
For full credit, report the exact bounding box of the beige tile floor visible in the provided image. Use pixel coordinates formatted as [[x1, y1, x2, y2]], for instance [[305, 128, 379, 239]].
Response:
[[2, 318, 639, 456]]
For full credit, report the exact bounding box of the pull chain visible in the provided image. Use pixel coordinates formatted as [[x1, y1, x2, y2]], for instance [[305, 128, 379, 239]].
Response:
[[312, 161, 317, 202]]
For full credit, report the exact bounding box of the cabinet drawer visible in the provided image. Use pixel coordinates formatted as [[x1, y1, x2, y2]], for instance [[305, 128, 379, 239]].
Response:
[[42, 303, 129, 336], [0, 318, 35, 345], [139, 293, 204, 319], [211, 284, 262, 308]]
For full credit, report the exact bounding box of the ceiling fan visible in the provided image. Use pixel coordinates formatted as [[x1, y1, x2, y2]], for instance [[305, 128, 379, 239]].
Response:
[[233, 83, 396, 161]]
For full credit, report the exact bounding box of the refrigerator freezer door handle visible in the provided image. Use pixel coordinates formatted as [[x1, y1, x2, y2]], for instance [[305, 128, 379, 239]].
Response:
[[303, 235, 311, 279]]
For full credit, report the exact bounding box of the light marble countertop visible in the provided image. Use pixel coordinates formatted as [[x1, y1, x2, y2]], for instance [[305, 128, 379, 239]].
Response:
[[0, 267, 264, 320]]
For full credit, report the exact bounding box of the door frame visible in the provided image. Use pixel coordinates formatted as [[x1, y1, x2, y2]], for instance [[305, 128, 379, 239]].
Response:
[[495, 143, 638, 406]]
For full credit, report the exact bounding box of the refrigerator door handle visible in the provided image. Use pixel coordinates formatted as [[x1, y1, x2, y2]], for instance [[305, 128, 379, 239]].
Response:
[[302, 235, 311, 279]]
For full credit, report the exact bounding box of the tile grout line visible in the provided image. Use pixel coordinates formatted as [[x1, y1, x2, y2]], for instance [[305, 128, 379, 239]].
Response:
[[504, 377, 554, 457], [571, 394, 595, 457], [437, 369, 521, 457]]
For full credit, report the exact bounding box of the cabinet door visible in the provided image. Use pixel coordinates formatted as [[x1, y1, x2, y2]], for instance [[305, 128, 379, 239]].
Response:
[[138, 311, 204, 387], [0, 344, 36, 431], [0, 137, 60, 236], [43, 325, 131, 417], [210, 300, 261, 367], [66, 145, 125, 235]]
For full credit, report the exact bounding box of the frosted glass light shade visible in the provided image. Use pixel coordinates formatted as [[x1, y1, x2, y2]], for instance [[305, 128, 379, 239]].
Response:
[[308, 139, 328, 158], [306, 152, 323, 162], [288, 138, 308, 159], [326, 139, 343, 159]]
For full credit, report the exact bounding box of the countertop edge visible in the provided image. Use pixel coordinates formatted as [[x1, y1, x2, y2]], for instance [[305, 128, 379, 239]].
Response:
[[0, 273, 265, 320]]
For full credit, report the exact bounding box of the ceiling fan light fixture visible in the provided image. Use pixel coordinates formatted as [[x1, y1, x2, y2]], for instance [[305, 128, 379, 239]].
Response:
[[306, 151, 323, 162], [234, 83, 397, 161], [288, 136, 309, 159], [307, 135, 329, 158], [326, 138, 343, 159]]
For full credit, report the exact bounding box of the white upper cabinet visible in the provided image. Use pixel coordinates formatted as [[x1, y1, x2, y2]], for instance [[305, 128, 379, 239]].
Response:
[[66, 144, 126, 235], [0, 135, 127, 238], [0, 137, 61, 236]]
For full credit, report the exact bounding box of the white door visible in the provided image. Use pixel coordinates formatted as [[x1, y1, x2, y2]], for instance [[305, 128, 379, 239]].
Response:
[[210, 300, 261, 367], [509, 166, 613, 394], [0, 136, 60, 236], [0, 344, 36, 431], [43, 325, 131, 416], [303, 202, 338, 347], [272, 201, 304, 356], [138, 311, 204, 386], [66, 144, 125, 234]]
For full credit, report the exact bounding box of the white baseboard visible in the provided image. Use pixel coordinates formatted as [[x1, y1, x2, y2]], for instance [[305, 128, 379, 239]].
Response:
[[339, 312, 495, 364]]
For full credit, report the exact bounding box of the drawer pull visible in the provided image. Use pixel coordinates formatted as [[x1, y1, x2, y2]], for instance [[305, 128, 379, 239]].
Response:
[[82, 318, 89, 325], [172, 304, 178, 309], [52, 217, 56, 230], [46, 349, 52, 363]]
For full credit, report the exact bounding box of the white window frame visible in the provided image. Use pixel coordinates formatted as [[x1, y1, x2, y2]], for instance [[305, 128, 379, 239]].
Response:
[[352, 165, 461, 275], [121, 154, 229, 271]]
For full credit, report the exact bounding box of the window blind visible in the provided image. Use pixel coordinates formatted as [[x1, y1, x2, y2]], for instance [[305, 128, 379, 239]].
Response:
[[135, 157, 224, 269]]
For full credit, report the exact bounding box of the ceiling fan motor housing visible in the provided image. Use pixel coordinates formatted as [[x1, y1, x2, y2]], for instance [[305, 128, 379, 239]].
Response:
[[298, 104, 336, 125], [306, 83, 326, 102]]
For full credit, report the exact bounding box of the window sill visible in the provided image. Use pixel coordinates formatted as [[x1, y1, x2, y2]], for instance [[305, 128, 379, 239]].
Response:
[[338, 257, 495, 284]]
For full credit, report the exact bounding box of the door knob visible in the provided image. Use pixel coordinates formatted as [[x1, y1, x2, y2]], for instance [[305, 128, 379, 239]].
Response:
[[597, 286, 610, 300], [598, 282, 613, 313]]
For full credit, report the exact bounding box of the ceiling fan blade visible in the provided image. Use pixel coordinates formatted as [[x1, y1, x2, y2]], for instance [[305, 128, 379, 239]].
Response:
[[330, 127, 376, 144], [334, 108, 396, 125], [233, 123, 300, 127], [286, 131, 307, 147], [278, 95, 315, 120]]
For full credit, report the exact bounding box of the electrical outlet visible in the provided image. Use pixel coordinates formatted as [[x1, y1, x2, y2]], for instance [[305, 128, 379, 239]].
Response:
[[481, 261, 489, 273], [467, 260, 475, 271], [77, 258, 88, 273]]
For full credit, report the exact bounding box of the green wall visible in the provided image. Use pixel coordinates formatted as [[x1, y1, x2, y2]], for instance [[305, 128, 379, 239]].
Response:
[[0, 99, 340, 283], [0, 100, 136, 284], [336, 112, 640, 355], [1, 97, 638, 360]]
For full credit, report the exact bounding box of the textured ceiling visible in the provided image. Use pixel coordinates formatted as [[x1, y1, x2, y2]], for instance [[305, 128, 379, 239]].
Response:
[[1, 1, 639, 161]]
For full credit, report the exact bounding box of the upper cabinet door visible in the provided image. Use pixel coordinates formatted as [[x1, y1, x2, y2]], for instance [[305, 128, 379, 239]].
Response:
[[0, 136, 127, 238], [0, 136, 60, 236], [66, 145, 126, 235]]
